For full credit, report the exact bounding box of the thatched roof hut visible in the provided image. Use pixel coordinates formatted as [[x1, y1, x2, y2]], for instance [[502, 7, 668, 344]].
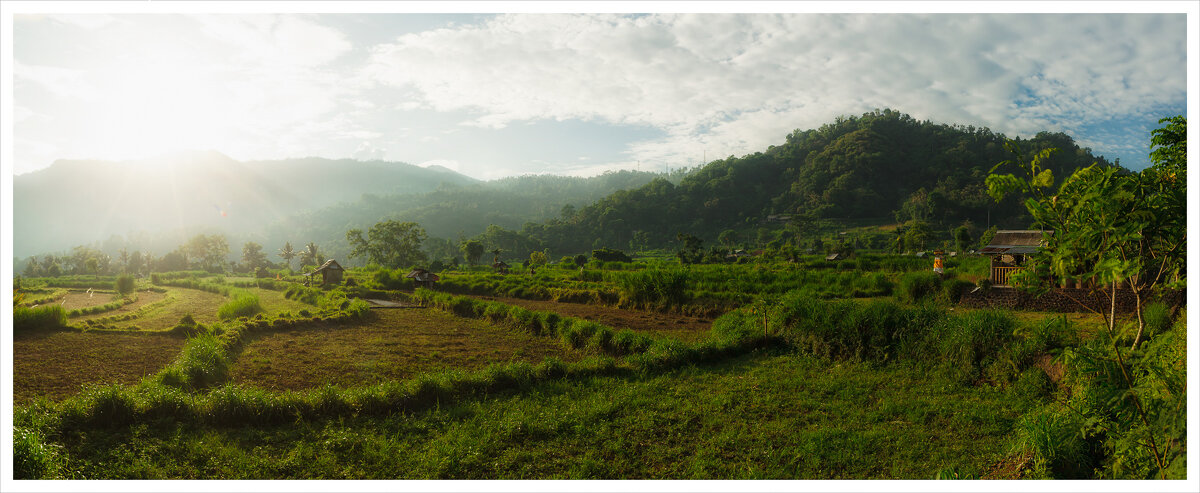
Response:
[[305, 259, 344, 285], [405, 268, 440, 289]]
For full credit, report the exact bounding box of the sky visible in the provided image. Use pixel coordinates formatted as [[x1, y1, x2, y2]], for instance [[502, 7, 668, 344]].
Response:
[[7, 6, 1192, 181]]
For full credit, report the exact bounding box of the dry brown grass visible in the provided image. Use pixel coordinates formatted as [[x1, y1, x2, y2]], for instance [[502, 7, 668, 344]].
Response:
[[229, 308, 583, 391], [13, 330, 186, 402]]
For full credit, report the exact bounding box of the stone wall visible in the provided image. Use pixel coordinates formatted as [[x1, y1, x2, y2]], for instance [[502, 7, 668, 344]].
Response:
[[958, 286, 1183, 313]]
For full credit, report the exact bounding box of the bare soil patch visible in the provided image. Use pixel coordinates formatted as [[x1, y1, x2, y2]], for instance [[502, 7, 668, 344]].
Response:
[[230, 308, 582, 391], [13, 330, 186, 403], [52, 290, 119, 311], [475, 296, 714, 342]]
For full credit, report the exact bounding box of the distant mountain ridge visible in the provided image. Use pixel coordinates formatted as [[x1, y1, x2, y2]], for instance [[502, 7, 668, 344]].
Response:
[[12, 152, 478, 258]]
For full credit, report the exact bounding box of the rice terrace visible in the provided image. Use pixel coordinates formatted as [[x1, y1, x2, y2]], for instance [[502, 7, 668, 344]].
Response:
[[4, 8, 1193, 489]]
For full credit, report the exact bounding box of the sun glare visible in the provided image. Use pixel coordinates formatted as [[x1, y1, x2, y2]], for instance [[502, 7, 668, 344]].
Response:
[[82, 62, 228, 160]]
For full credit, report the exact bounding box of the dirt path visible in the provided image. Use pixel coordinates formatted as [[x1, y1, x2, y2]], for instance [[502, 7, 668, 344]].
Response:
[[472, 295, 714, 342]]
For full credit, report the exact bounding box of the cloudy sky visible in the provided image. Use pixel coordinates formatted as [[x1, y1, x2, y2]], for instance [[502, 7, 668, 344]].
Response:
[[8, 8, 1190, 179]]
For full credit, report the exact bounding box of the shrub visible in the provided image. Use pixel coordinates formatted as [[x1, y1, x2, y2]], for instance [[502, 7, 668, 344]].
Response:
[[114, 274, 135, 296]]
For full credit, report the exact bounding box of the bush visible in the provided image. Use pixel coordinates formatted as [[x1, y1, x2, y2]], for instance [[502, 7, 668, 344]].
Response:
[[114, 274, 135, 296], [592, 247, 632, 263]]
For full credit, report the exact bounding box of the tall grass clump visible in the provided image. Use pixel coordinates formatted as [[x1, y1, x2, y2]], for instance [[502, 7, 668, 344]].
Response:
[[896, 271, 942, 303], [13, 426, 61, 479], [615, 269, 690, 309], [156, 333, 231, 390], [1009, 406, 1095, 478], [13, 304, 68, 332], [936, 310, 1016, 383], [217, 292, 263, 320]]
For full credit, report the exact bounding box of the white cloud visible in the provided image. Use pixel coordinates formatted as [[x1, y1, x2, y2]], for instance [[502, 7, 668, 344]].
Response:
[[364, 13, 1185, 167]]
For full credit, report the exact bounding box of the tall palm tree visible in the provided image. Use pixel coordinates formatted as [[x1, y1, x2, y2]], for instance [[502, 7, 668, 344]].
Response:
[[279, 242, 296, 270], [300, 242, 320, 268]]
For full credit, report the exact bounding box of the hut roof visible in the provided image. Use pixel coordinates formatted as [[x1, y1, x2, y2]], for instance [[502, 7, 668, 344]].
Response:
[[313, 259, 344, 273], [405, 269, 439, 282], [493, 261, 509, 268], [825, 253, 841, 261], [980, 230, 1053, 255]]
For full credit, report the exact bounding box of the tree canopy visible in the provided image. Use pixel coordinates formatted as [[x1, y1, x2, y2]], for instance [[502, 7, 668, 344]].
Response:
[[347, 220, 429, 269]]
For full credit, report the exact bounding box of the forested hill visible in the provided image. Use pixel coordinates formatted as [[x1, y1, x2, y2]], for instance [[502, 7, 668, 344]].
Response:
[[12, 151, 476, 258], [520, 109, 1116, 254], [260, 169, 673, 263]]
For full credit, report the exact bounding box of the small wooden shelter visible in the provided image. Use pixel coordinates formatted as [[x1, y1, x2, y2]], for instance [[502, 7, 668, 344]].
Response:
[[979, 230, 1052, 286], [405, 268, 440, 289], [825, 253, 843, 261], [305, 259, 345, 286]]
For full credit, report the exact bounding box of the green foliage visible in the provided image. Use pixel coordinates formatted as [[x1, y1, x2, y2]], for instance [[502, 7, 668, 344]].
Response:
[[157, 333, 230, 390], [615, 269, 690, 309], [347, 220, 429, 268], [592, 247, 631, 263], [1149, 115, 1186, 176], [896, 271, 941, 303], [217, 293, 264, 320], [1010, 405, 1094, 478], [241, 241, 269, 270], [13, 304, 68, 332], [460, 239, 485, 266], [114, 274, 135, 296], [284, 284, 324, 305], [12, 426, 62, 479]]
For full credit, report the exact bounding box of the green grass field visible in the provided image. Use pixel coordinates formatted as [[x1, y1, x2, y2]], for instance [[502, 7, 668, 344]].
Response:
[[11, 266, 1185, 480], [26, 350, 1032, 479]]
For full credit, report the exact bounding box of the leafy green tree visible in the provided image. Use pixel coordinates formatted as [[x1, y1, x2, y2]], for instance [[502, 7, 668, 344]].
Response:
[[241, 242, 269, 271], [1149, 115, 1186, 177], [118, 248, 130, 273], [85, 257, 99, 279], [128, 251, 144, 276], [987, 123, 1186, 478], [953, 225, 973, 253], [529, 249, 548, 273], [22, 257, 38, 277], [347, 220, 429, 269], [718, 229, 738, 248], [279, 242, 296, 270], [460, 239, 484, 266], [184, 234, 229, 272]]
